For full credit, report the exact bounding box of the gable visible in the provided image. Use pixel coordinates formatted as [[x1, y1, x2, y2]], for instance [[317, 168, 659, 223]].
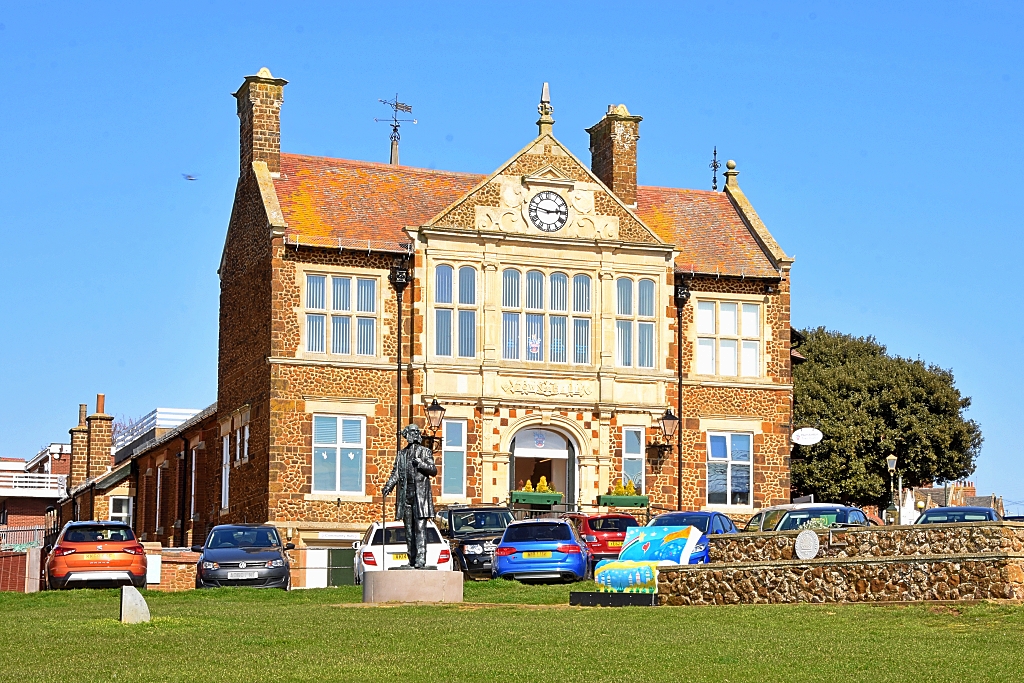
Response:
[[427, 135, 662, 245]]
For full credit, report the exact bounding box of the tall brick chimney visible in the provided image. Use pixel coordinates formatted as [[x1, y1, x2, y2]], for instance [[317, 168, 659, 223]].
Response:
[[68, 404, 89, 489], [586, 104, 643, 208], [233, 67, 288, 178], [86, 394, 114, 480]]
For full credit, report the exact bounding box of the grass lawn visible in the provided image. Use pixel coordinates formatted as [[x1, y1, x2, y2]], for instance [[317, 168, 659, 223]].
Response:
[[2, 582, 1023, 682]]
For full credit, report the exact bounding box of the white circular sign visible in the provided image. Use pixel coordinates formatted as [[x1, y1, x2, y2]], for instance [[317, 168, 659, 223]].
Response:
[[794, 529, 820, 560], [791, 427, 823, 446]]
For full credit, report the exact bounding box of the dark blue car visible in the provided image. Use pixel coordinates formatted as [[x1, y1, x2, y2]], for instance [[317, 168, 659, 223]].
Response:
[[646, 512, 738, 563], [492, 519, 590, 583], [915, 506, 1002, 524]]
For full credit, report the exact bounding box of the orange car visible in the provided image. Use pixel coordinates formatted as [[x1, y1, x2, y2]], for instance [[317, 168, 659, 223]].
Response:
[[46, 521, 147, 589]]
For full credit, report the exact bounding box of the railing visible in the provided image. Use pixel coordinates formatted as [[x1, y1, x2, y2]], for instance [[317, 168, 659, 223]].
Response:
[[0, 526, 47, 550], [113, 407, 202, 450], [0, 473, 66, 492]]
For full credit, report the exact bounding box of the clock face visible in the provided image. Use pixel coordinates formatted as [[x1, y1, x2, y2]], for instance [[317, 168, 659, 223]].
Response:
[[528, 191, 569, 232]]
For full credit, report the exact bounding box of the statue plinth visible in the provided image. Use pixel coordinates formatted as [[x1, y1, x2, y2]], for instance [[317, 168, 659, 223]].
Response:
[[362, 569, 464, 603]]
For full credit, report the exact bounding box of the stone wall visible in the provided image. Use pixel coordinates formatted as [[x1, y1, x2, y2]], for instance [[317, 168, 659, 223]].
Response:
[[708, 522, 1024, 563], [656, 522, 1024, 605], [658, 555, 1024, 605]]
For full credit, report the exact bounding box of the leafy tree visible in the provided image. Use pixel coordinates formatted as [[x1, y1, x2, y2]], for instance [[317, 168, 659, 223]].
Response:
[[791, 327, 982, 507]]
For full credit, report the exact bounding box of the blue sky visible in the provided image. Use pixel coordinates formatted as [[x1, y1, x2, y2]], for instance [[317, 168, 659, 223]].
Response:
[[1, 2, 1021, 511]]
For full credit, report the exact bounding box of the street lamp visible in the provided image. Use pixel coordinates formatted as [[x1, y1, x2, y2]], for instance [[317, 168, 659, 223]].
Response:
[[388, 258, 411, 460], [673, 281, 691, 511], [660, 409, 680, 440], [885, 454, 899, 525]]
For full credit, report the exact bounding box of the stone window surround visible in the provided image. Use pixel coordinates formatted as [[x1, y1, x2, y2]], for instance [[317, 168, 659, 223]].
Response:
[[614, 276, 658, 369], [295, 264, 384, 362], [690, 291, 771, 380], [499, 266, 595, 367], [621, 425, 645, 493], [699, 417, 763, 514], [431, 262, 479, 360], [440, 418, 468, 500], [304, 398, 377, 504], [311, 413, 367, 498]]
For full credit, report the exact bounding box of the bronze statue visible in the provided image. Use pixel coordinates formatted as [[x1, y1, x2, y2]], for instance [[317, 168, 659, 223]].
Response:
[[381, 424, 437, 569]]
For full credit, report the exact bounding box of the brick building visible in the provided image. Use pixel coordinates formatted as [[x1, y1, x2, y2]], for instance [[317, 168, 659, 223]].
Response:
[[205, 68, 795, 575]]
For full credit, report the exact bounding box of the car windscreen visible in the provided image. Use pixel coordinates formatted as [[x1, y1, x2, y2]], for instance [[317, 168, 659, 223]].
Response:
[[918, 511, 992, 523], [63, 525, 135, 543], [502, 523, 572, 543], [777, 510, 844, 531], [369, 527, 443, 545], [450, 510, 513, 535], [588, 517, 639, 532], [648, 514, 710, 533], [207, 527, 281, 549]]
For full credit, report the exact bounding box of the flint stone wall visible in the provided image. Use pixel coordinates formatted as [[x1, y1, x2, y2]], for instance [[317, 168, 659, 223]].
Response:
[[709, 522, 1024, 563], [657, 555, 1024, 605]]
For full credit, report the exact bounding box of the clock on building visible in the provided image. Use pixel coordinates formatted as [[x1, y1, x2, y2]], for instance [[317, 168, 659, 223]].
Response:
[[528, 191, 569, 232]]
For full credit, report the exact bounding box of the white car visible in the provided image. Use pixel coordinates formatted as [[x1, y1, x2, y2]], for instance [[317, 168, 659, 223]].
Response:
[[352, 520, 452, 583]]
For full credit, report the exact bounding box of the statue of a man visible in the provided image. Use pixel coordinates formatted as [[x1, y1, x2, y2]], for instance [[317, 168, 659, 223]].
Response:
[[381, 424, 437, 569]]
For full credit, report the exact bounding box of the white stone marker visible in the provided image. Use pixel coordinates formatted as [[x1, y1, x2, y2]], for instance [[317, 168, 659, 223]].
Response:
[[794, 529, 821, 560], [120, 585, 151, 624]]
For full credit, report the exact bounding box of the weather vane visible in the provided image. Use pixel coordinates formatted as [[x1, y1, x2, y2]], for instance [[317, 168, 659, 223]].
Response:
[[375, 94, 417, 165], [710, 146, 721, 191]]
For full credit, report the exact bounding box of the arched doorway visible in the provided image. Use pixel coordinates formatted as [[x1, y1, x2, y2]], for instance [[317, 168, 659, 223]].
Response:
[[508, 427, 577, 508]]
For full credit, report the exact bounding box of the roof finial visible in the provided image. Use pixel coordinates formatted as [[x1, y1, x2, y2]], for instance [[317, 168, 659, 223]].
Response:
[[537, 82, 554, 136], [724, 159, 739, 189]]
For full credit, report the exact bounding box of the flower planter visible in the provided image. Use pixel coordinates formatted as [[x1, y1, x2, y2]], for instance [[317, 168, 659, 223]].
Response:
[[597, 495, 649, 508], [510, 491, 564, 506]]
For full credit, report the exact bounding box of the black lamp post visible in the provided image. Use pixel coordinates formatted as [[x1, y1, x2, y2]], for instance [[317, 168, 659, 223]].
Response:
[[674, 281, 691, 510], [885, 454, 898, 525], [388, 258, 411, 465]]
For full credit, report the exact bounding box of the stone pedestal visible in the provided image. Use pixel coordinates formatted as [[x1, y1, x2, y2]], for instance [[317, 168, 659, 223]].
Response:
[[362, 569, 464, 603]]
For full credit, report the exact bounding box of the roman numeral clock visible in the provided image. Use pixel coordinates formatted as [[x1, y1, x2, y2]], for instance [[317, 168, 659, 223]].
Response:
[[527, 191, 569, 232]]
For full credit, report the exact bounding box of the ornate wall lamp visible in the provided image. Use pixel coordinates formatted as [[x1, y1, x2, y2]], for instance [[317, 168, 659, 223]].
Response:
[[648, 409, 681, 457], [422, 398, 446, 452]]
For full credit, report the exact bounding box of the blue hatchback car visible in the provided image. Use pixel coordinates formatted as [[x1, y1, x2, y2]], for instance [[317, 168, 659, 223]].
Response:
[[492, 519, 590, 582]]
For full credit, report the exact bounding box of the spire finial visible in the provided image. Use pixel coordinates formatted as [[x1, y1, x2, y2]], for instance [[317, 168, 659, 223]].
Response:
[[537, 82, 554, 135]]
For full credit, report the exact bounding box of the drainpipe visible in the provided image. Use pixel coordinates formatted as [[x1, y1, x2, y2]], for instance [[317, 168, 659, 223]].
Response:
[[674, 279, 691, 511], [178, 436, 190, 548]]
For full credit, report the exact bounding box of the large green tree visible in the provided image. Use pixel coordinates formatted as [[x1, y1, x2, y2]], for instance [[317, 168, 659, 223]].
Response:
[[791, 327, 982, 507]]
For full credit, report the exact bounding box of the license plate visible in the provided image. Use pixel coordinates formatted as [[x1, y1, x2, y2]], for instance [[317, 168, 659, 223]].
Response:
[[82, 554, 116, 560], [608, 541, 623, 548], [390, 553, 409, 562], [522, 551, 551, 559], [227, 571, 259, 580]]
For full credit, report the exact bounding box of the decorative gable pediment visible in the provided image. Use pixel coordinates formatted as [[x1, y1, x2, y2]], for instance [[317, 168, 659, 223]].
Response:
[[426, 135, 662, 245]]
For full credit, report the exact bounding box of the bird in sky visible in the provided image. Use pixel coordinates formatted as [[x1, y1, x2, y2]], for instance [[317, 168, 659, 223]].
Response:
[[182, 174, 197, 181]]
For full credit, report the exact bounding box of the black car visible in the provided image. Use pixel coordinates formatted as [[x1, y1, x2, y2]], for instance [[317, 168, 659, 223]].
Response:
[[774, 505, 870, 530], [436, 506, 514, 579], [193, 524, 294, 589]]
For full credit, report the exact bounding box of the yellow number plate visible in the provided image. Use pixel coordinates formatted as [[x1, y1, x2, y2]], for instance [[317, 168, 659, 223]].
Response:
[[390, 553, 409, 561], [522, 551, 552, 559], [84, 554, 115, 561], [607, 541, 623, 548]]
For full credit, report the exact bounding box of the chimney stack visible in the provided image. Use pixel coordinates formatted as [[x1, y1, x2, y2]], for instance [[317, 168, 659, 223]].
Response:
[[233, 67, 288, 178], [586, 104, 643, 208], [86, 393, 114, 480], [68, 403, 89, 489]]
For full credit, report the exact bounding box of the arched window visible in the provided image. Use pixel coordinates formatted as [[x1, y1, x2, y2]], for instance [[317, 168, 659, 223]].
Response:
[[616, 277, 657, 368], [502, 269, 521, 359], [435, 265, 477, 358], [572, 275, 591, 364]]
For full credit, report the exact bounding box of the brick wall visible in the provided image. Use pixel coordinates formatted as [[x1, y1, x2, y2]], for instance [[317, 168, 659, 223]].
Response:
[[2, 498, 51, 528]]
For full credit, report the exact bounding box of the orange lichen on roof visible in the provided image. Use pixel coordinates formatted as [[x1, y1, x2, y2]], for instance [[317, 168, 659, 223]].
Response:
[[274, 154, 483, 248], [274, 154, 779, 276], [637, 186, 779, 278]]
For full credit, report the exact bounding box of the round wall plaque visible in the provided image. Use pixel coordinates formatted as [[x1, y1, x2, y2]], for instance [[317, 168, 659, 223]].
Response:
[[794, 529, 820, 560], [791, 427, 824, 446]]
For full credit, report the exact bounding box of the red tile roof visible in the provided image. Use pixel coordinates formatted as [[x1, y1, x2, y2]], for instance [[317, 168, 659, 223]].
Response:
[[637, 186, 778, 278], [274, 154, 779, 277]]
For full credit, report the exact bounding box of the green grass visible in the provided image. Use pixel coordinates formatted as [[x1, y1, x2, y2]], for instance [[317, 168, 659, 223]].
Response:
[[2, 583, 1023, 682]]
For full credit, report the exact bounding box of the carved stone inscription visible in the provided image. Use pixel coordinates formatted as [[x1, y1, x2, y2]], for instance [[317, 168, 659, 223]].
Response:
[[500, 379, 594, 398]]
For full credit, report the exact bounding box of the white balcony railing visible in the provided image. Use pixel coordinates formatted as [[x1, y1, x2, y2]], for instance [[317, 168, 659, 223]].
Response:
[[0, 472, 66, 494]]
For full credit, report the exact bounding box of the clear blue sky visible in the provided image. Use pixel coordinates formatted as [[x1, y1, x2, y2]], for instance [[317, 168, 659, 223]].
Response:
[[1, 2, 1021, 511]]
